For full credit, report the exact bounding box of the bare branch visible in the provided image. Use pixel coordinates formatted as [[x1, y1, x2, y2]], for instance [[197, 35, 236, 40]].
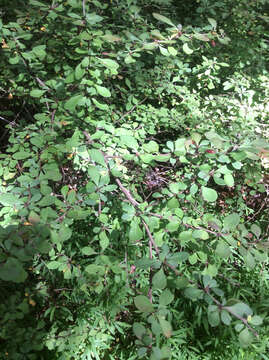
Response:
[[115, 178, 140, 208]]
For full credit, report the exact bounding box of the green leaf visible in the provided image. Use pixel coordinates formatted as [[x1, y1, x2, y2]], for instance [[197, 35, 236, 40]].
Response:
[[41, 169, 61, 182], [138, 348, 148, 358], [168, 46, 177, 56], [143, 42, 157, 50], [167, 197, 179, 209], [166, 220, 179, 232], [184, 287, 203, 300], [221, 310, 232, 325], [208, 18, 217, 28], [175, 277, 189, 289], [158, 318, 172, 338], [140, 154, 154, 163], [92, 98, 109, 111], [190, 183, 198, 195], [227, 303, 252, 318], [99, 231, 109, 250], [244, 251, 255, 269], [224, 173, 234, 187], [95, 85, 111, 98], [193, 33, 210, 41], [151, 347, 162, 360], [81, 57, 89, 67], [154, 154, 171, 162], [30, 136, 44, 148], [86, 12, 103, 25], [179, 231, 193, 242], [81, 246, 96, 255], [249, 315, 263, 326], [0, 193, 20, 206], [143, 141, 159, 153], [99, 58, 119, 70], [134, 295, 154, 313], [159, 289, 174, 306], [125, 55, 136, 64], [183, 43, 193, 55], [193, 230, 209, 240], [250, 224, 261, 238], [239, 328, 253, 348], [75, 64, 85, 80], [13, 151, 31, 160], [89, 149, 106, 166], [202, 186, 218, 202], [216, 242, 231, 258], [30, 89, 46, 98], [88, 166, 100, 185], [102, 34, 122, 42], [169, 183, 180, 193], [223, 213, 240, 230], [120, 135, 138, 150], [133, 322, 146, 339], [174, 138, 186, 156], [59, 226, 72, 242], [205, 131, 225, 148], [0, 258, 27, 283], [136, 258, 161, 270], [159, 46, 169, 56], [129, 221, 143, 242], [64, 95, 83, 112], [28, 211, 40, 224], [235, 323, 245, 333], [152, 268, 167, 290], [208, 310, 220, 327], [85, 264, 105, 275], [189, 253, 197, 265], [47, 261, 60, 270], [152, 13, 175, 27]]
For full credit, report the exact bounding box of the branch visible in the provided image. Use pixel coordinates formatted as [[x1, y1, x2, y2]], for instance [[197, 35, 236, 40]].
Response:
[[148, 238, 153, 302], [203, 287, 258, 338], [82, 0, 86, 17], [223, 305, 259, 338], [0, 115, 17, 126], [114, 178, 140, 208], [141, 219, 160, 256]]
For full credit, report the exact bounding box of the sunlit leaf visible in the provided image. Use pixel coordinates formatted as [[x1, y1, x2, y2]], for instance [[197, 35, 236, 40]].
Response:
[[153, 13, 175, 27], [202, 186, 218, 202]]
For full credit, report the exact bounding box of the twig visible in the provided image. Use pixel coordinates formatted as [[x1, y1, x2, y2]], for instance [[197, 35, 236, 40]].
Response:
[[0, 115, 17, 126], [114, 178, 140, 208], [248, 200, 267, 221], [223, 305, 259, 337], [51, 109, 56, 129], [141, 219, 160, 256], [125, 250, 129, 288], [148, 239, 153, 302], [83, 131, 94, 145], [98, 201, 102, 216], [82, 0, 86, 17], [184, 223, 228, 238]]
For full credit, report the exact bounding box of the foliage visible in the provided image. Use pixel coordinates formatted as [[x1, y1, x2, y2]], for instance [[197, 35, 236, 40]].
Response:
[[0, 0, 268, 359]]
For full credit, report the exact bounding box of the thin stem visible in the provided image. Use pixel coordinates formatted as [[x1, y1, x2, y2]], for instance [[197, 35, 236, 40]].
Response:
[[115, 178, 140, 208], [82, 0, 86, 18], [141, 219, 160, 256]]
